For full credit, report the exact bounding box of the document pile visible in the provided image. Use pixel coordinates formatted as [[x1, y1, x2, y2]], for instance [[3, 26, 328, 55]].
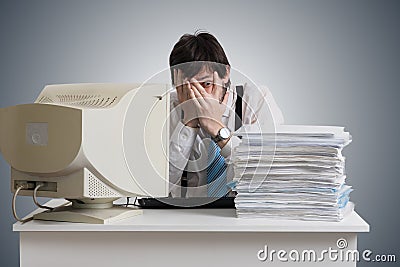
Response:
[[232, 125, 354, 221]]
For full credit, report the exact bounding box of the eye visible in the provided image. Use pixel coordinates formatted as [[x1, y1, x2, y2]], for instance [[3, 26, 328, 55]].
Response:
[[203, 81, 212, 88]]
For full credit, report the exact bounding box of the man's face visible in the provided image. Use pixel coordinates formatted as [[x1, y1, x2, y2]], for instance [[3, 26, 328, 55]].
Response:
[[188, 67, 230, 94]]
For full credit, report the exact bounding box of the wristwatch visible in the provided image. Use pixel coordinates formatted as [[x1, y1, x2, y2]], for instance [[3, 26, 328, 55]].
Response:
[[212, 127, 231, 143]]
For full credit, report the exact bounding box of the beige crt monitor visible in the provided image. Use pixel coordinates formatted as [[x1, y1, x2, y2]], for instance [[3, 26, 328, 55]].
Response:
[[0, 83, 170, 224]]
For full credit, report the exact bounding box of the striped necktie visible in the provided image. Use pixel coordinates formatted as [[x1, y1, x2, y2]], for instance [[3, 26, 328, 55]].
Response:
[[207, 140, 228, 197]]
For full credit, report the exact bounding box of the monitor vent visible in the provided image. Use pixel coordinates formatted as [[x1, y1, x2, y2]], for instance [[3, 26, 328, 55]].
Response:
[[38, 94, 119, 108], [87, 173, 120, 198], [37, 96, 54, 103]]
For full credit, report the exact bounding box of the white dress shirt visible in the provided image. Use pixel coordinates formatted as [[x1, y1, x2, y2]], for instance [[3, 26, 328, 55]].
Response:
[[168, 83, 284, 197]]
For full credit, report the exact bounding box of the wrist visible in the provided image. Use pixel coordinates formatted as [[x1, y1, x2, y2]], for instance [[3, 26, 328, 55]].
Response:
[[206, 121, 225, 137], [212, 126, 232, 149]]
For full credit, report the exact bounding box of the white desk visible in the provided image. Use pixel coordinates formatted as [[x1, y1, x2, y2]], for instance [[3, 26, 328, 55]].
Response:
[[14, 199, 369, 267]]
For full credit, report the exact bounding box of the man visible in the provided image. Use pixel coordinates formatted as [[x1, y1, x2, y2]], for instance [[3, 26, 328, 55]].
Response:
[[168, 31, 284, 197]]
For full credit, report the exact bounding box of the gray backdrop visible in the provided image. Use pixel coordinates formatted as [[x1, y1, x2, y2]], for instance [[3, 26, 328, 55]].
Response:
[[1, 0, 399, 266]]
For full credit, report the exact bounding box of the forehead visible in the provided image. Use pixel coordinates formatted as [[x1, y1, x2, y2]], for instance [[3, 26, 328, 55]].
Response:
[[191, 68, 213, 81]]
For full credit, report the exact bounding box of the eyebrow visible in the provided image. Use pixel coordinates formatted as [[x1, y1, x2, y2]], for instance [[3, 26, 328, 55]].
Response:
[[196, 75, 212, 81]]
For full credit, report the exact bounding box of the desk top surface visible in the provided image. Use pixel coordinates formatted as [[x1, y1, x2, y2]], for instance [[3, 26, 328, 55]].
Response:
[[14, 199, 369, 233]]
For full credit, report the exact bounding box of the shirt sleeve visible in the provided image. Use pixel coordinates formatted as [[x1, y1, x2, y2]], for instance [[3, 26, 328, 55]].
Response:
[[168, 95, 199, 197], [259, 85, 285, 125], [242, 84, 284, 127]]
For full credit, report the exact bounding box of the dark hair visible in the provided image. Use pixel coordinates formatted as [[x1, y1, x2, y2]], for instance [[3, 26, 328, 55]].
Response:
[[169, 31, 230, 85]]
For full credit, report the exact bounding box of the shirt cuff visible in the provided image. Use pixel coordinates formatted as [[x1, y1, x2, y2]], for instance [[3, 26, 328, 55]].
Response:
[[220, 135, 241, 161], [170, 120, 199, 147]]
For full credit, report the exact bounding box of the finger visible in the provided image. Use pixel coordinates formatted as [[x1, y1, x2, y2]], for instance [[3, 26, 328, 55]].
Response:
[[190, 83, 203, 98], [177, 69, 184, 87], [176, 84, 183, 99], [175, 69, 185, 99], [222, 89, 230, 105], [184, 81, 192, 99], [190, 78, 208, 97], [177, 69, 181, 84], [188, 88, 202, 109], [190, 84, 207, 105]]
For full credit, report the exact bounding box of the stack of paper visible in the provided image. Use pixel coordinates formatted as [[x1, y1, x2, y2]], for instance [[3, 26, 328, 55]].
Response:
[[232, 125, 354, 221]]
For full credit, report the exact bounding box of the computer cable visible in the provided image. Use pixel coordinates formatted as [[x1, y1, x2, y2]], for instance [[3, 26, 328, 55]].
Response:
[[33, 184, 53, 210], [116, 197, 140, 207], [12, 185, 33, 223]]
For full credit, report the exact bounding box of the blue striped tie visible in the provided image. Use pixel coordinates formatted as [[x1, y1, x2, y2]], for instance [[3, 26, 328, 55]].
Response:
[[207, 140, 228, 197]]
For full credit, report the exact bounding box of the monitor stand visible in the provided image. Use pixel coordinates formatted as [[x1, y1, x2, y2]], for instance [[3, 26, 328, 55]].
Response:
[[33, 199, 142, 224]]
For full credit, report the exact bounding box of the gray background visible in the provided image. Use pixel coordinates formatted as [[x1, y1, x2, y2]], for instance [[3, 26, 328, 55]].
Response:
[[0, 0, 399, 266]]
